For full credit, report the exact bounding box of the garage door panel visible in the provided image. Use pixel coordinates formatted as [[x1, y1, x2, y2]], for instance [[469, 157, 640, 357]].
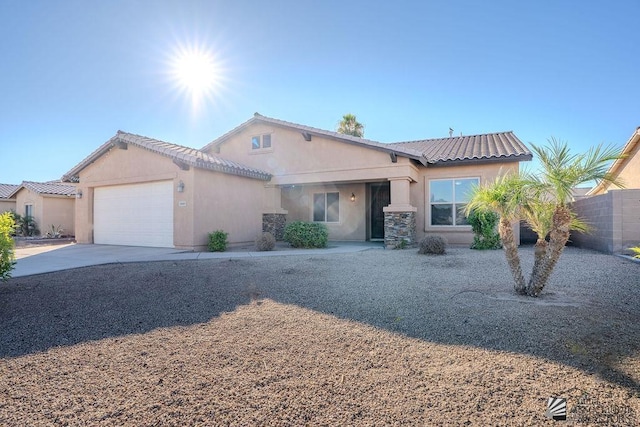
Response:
[[94, 181, 173, 247]]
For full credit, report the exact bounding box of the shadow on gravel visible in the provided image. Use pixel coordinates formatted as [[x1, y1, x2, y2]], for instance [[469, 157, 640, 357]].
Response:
[[1, 247, 638, 397]]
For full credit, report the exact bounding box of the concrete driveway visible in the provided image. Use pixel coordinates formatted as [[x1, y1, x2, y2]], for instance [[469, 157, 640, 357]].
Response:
[[12, 242, 383, 278]]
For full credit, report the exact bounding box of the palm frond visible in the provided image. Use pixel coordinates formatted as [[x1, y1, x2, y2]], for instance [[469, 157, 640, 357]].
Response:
[[532, 139, 625, 206]]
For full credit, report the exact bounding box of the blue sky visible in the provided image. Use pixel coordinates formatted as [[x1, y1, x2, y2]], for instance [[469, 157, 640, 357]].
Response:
[[1, 0, 638, 184]]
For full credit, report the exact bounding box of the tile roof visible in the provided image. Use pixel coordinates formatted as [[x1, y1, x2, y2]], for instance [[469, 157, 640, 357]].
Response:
[[21, 181, 77, 196], [0, 184, 20, 199], [63, 131, 272, 183], [202, 113, 428, 164], [389, 131, 532, 165], [5, 181, 76, 198]]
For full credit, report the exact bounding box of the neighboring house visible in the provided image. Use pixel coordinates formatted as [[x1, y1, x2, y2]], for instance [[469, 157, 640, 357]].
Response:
[[587, 126, 640, 196], [572, 127, 640, 253], [8, 181, 76, 236], [0, 184, 20, 213], [63, 113, 532, 249]]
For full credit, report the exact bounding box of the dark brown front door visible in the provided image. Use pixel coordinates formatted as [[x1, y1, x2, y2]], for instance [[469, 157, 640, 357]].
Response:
[[370, 183, 390, 240]]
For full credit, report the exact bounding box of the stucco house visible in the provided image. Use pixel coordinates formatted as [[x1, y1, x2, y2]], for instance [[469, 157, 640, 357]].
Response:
[[63, 114, 532, 249], [0, 184, 20, 214], [7, 181, 76, 236], [587, 126, 640, 196]]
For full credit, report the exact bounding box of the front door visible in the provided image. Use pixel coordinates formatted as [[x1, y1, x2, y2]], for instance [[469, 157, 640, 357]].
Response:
[[370, 183, 390, 240]]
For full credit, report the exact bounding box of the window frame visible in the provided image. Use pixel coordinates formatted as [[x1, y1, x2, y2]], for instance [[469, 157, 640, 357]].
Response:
[[251, 133, 273, 151], [312, 192, 340, 223], [428, 177, 479, 227], [25, 204, 33, 218]]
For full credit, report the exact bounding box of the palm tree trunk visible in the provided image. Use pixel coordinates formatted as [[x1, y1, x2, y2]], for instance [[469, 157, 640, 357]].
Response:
[[527, 238, 548, 293], [527, 206, 572, 296], [498, 217, 526, 294]]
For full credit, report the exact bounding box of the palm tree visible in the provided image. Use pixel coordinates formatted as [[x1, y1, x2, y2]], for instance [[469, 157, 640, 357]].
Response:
[[525, 139, 623, 296], [337, 113, 364, 137], [465, 173, 529, 294], [466, 139, 623, 297]]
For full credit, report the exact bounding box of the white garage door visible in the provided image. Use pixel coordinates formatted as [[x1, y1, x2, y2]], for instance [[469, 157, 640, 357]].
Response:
[[94, 181, 174, 247]]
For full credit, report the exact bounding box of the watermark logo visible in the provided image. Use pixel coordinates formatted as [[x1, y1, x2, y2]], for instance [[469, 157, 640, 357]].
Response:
[[545, 397, 567, 421]]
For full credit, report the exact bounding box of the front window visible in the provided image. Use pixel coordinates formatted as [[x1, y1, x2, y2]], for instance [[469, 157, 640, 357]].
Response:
[[25, 204, 33, 218], [251, 134, 272, 150], [313, 192, 339, 222], [429, 178, 478, 226]]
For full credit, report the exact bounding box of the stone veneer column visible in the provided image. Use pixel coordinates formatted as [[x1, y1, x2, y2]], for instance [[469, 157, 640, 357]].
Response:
[[262, 213, 287, 240], [262, 185, 288, 241], [383, 177, 417, 248], [383, 211, 417, 248]]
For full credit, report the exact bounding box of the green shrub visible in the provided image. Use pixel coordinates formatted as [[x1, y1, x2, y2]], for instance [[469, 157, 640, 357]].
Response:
[[0, 212, 16, 281], [629, 245, 640, 259], [283, 221, 328, 248], [418, 235, 447, 255], [208, 230, 228, 252], [255, 232, 276, 251], [467, 209, 501, 250], [13, 213, 39, 237]]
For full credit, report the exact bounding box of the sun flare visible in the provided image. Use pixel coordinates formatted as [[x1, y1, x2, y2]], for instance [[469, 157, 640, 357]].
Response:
[[169, 47, 222, 107]]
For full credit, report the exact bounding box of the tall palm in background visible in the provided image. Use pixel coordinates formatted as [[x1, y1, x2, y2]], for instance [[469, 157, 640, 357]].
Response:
[[337, 113, 364, 137], [466, 139, 623, 297]]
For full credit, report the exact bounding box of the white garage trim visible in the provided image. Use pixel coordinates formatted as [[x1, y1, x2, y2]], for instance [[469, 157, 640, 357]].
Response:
[[94, 181, 174, 247]]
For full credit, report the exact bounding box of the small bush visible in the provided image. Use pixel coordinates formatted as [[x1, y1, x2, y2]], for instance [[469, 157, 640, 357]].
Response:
[[0, 212, 16, 281], [283, 221, 328, 248], [45, 224, 64, 239], [255, 232, 276, 251], [467, 209, 501, 250], [628, 245, 640, 259], [208, 230, 228, 252], [418, 235, 447, 255]]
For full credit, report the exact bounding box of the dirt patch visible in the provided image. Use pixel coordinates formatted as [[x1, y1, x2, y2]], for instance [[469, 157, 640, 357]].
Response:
[[0, 247, 638, 425]]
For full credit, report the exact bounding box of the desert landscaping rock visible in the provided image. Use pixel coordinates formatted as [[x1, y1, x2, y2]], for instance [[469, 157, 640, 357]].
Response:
[[0, 246, 638, 425]]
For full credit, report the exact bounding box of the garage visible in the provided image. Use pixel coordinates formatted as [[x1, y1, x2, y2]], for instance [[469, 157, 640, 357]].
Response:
[[94, 181, 174, 247]]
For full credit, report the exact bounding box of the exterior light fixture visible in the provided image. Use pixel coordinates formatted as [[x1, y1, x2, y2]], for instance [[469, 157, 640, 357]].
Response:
[[350, 192, 356, 202], [177, 181, 185, 193], [76, 189, 83, 199]]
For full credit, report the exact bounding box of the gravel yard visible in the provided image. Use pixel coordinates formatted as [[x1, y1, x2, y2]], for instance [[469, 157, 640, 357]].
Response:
[[0, 246, 638, 425]]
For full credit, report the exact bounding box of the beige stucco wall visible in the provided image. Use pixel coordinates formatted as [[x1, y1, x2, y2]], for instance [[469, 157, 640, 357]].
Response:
[[0, 200, 15, 214], [191, 168, 266, 250], [611, 139, 640, 191], [209, 124, 420, 185], [15, 188, 41, 219], [593, 132, 640, 195], [415, 162, 521, 245], [42, 196, 75, 236], [282, 183, 368, 241], [15, 188, 43, 235]]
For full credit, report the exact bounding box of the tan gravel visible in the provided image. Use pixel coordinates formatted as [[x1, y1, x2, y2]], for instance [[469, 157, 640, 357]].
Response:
[[0, 246, 638, 425]]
